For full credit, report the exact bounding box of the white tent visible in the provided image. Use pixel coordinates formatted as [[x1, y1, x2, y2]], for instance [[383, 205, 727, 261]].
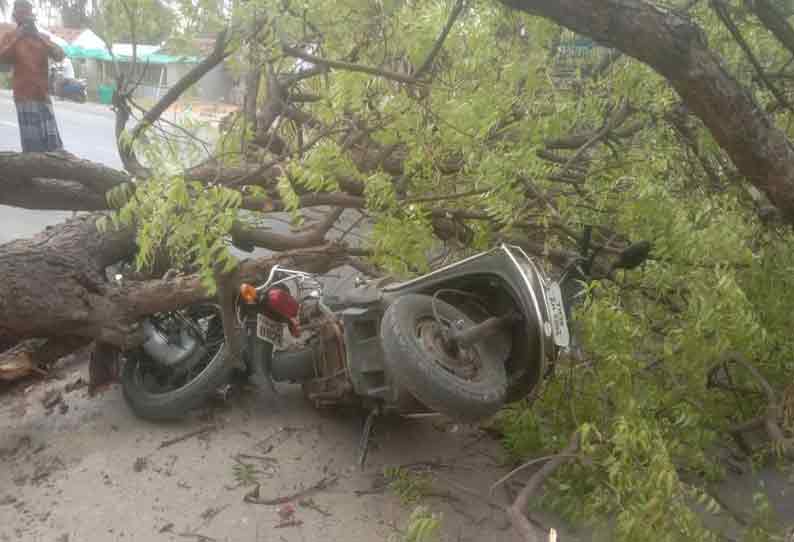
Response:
[[37, 27, 68, 48]]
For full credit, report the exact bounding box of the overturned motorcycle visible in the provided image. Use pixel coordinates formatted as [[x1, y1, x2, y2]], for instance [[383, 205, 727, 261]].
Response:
[[119, 243, 580, 461]]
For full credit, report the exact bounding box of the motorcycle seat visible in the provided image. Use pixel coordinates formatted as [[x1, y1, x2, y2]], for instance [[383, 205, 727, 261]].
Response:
[[325, 282, 382, 308]]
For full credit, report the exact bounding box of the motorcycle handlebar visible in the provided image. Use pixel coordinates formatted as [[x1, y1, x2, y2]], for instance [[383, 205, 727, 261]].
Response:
[[256, 265, 320, 292]]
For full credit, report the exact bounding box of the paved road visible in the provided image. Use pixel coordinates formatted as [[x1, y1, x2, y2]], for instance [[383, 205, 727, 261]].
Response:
[[0, 91, 360, 293], [0, 92, 120, 243]]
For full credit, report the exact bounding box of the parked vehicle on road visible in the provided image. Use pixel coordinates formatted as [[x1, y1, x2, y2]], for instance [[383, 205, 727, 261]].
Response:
[[49, 64, 87, 103]]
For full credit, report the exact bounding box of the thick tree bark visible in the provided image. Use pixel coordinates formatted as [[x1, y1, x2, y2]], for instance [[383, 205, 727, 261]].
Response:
[[501, 0, 794, 223], [0, 215, 137, 346], [0, 212, 350, 380], [0, 214, 349, 347], [0, 152, 130, 210]]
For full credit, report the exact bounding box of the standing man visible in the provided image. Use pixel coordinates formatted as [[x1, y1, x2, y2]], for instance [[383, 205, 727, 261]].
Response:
[[0, 0, 66, 152]]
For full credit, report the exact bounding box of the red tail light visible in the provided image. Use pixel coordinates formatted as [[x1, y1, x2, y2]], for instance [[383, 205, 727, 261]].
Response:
[[266, 287, 301, 337]]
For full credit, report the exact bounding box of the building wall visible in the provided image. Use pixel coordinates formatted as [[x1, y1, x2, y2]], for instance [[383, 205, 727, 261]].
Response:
[[87, 60, 233, 103], [82, 58, 99, 95], [198, 64, 233, 102], [167, 63, 233, 102]]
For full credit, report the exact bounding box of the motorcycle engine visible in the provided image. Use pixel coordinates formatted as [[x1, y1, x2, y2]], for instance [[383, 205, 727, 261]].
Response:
[[300, 314, 354, 408]]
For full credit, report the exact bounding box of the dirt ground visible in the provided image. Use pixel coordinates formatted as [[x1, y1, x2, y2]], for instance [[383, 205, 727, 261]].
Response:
[[0, 351, 565, 542], [4, 353, 794, 542]]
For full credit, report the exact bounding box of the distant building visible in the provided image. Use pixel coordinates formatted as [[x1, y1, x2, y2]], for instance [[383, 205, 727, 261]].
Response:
[[48, 27, 105, 50], [57, 36, 234, 104]]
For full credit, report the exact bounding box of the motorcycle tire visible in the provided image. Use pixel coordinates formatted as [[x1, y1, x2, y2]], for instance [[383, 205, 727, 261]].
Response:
[[121, 345, 232, 421], [380, 293, 508, 423], [121, 306, 232, 421]]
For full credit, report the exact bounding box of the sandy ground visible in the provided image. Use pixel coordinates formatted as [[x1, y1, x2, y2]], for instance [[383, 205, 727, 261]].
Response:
[[4, 351, 794, 541], [0, 352, 559, 542]]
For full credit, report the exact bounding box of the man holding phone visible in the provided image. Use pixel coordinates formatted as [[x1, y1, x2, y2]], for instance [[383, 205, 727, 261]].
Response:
[[0, 0, 66, 152]]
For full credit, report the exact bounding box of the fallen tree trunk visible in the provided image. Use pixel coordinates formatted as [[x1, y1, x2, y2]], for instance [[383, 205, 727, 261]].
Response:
[[501, 0, 794, 223], [0, 213, 350, 381]]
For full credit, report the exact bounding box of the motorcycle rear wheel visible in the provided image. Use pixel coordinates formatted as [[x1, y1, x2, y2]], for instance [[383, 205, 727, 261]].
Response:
[[121, 304, 231, 421], [380, 293, 508, 422]]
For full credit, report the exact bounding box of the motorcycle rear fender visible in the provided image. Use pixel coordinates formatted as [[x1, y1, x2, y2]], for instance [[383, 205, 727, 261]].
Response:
[[381, 244, 557, 388]]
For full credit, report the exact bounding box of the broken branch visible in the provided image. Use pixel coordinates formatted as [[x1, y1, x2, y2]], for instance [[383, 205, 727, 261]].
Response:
[[508, 431, 580, 542]]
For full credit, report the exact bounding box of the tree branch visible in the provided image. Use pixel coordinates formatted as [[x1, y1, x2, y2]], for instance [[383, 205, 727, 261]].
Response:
[[711, 0, 790, 110], [230, 207, 345, 252], [281, 44, 421, 85], [129, 29, 232, 143], [0, 177, 110, 211], [413, 0, 466, 79], [508, 431, 580, 542], [499, 0, 794, 223], [117, 244, 351, 319], [745, 0, 794, 58], [712, 351, 793, 456], [0, 151, 130, 193]]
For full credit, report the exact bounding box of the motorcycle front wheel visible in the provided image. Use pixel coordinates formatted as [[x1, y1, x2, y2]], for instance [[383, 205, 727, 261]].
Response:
[[380, 293, 508, 423], [121, 304, 232, 421]]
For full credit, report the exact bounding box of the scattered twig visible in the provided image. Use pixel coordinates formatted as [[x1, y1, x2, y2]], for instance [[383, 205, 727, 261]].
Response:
[[489, 453, 581, 494], [178, 533, 217, 542], [236, 453, 278, 464], [275, 519, 304, 529], [199, 504, 229, 524], [244, 475, 339, 505], [158, 426, 217, 449], [353, 487, 385, 497], [299, 498, 333, 517]]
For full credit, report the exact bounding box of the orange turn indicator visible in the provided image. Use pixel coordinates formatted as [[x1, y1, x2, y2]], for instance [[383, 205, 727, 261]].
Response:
[[239, 283, 258, 304]]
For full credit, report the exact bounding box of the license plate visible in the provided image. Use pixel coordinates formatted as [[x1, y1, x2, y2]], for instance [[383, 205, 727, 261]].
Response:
[[546, 282, 570, 348], [256, 313, 284, 347]]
